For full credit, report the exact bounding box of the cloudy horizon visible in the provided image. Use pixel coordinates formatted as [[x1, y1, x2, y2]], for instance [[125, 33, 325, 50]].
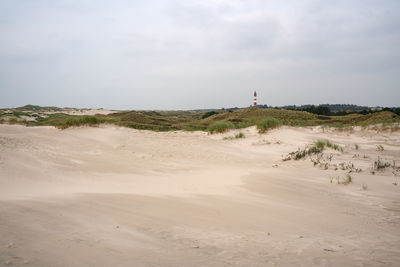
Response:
[[1, 0, 399, 110]]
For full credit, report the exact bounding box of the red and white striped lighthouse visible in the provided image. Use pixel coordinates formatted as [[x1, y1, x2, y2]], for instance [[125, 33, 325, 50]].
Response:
[[253, 91, 257, 106]]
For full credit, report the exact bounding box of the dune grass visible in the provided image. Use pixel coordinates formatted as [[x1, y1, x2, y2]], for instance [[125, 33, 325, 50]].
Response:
[[315, 140, 343, 152], [208, 121, 235, 133], [24, 114, 111, 129], [235, 132, 245, 138], [2, 106, 400, 132], [256, 118, 281, 133], [53, 116, 108, 129], [284, 139, 342, 161]]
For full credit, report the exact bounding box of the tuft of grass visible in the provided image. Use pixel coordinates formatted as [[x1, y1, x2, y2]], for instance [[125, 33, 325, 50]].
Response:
[[315, 140, 326, 149], [283, 144, 323, 161], [314, 140, 343, 152], [223, 132, 245, 140], [256, 118, 280, 133], [361, 184, 368, 190], [325, 140, 343, 152], [372, 157, 391, 171], [208, 121, 235, 134], [332, 174, 353, 185], [284, 139, 342, 161], [235, 132, 245, 139], [344, 173, 352, 184], [354, 144, 359, 150], [376, 145, 384, 151]]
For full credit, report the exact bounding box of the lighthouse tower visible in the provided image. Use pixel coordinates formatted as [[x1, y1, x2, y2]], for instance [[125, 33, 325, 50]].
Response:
[[253, 91, 257, 106]]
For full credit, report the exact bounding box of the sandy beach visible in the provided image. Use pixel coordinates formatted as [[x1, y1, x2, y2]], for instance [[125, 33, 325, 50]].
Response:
[[0, 124, 399, 266]]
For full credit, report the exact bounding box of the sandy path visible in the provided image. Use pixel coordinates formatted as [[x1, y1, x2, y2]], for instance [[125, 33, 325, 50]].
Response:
[[0, 124, 399, 266]]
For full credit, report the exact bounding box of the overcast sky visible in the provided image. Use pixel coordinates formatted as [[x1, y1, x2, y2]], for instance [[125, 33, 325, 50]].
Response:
[[0, 0, 399, 110]]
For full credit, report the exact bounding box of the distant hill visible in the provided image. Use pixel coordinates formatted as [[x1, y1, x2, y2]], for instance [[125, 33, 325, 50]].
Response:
[[260, 104, 371, 111], [15, 104, 62, 112], [256, 104, 400, 116]]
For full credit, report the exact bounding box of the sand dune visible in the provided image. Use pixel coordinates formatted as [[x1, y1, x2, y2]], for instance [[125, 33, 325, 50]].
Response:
[[0, 124, 399, 266]]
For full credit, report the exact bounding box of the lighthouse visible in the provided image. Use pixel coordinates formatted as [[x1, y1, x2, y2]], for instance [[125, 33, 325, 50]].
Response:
[[253, 91, 257, 106]]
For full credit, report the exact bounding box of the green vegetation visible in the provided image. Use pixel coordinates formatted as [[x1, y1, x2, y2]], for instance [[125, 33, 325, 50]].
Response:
[[208, 121, 234, 134], [354, 144, 359, 150], [23, 113, 112, 129], [53, 115, 109, 129], [1, 105, 399, 131], [235, 132, 245, 138], [12, 111, 30, 118], [283, 144, 324, 161], [15, 104, 62, 112], [283, 139, 342, 161], [223, 132, 245, 140], [314, 140, 343, 152], [256, 118, 281, 133], [376, 145, 384, 151], [201, 111, 218, 119], [9, 118, 18, 124]]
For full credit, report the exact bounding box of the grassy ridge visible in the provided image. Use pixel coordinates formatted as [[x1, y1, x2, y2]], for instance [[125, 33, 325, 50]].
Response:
[[1, 106, 399, 131], [24, 114, 113, 129]]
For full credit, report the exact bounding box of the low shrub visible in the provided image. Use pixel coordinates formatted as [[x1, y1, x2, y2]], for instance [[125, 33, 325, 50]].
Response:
[[201, 111, 218, 119]]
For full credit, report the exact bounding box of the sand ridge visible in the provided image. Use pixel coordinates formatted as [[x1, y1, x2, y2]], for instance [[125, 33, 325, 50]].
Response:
[[0, 124, 399, 266]]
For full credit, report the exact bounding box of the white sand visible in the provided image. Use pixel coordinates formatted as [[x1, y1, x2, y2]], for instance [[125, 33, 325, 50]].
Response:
[[0, 124, 399, 266]]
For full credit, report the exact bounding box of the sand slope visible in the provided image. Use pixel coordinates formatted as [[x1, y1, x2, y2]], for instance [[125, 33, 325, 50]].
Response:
[[0, 124, 399, 266]]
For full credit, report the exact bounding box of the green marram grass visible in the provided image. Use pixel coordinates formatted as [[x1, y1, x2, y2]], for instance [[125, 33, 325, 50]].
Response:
[[208, 121, 235, 134], [314, 140, 343, 152], [256, 118, 281, 133], [284, 139, 343, 161], [53, 115, 109, 129]]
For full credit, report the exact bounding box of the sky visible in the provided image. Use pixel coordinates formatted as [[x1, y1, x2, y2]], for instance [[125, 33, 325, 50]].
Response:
[[0, 0, 399, 110]]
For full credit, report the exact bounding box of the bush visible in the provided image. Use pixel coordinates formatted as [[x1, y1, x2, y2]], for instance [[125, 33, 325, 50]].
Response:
[[256, 118, 280, 133], [201, 111, 218, 119], [208, 121, 234, 134]]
